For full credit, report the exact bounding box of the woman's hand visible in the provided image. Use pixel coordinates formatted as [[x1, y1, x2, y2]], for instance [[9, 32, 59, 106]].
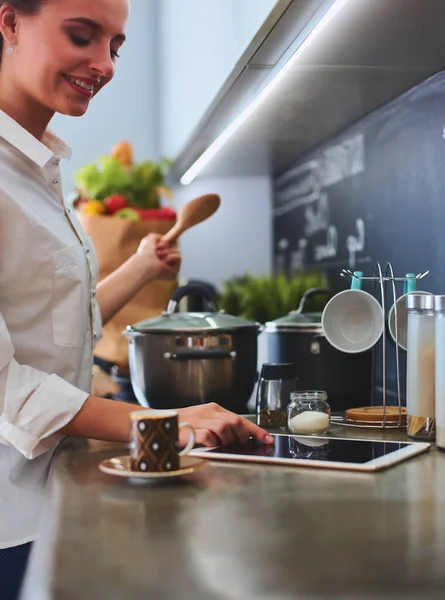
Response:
[[96, 233, 181, 325], [136, 233, 181, 281], [178, 403, 275, 447]]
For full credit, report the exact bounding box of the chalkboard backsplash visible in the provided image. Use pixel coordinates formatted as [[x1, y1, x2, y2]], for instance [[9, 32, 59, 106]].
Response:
[[273, 68, 445, 403]]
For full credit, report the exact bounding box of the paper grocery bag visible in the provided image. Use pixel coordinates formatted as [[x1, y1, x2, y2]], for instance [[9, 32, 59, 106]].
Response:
[[78, 213, 177, 371]]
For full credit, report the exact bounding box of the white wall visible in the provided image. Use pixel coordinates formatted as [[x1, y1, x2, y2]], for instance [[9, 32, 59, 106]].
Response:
[[173, 176, 273, 290], [158, 0, 277, 159], [51, 0, 159, 197], [158, 1, 276, 290]]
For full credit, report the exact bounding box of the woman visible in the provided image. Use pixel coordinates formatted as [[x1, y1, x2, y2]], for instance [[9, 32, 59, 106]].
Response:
[[0, 0, 273, 597]]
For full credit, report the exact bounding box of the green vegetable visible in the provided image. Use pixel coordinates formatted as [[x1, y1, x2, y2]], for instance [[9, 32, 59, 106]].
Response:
[[114, 208, 141, 221], [74, 156, 172, 209]]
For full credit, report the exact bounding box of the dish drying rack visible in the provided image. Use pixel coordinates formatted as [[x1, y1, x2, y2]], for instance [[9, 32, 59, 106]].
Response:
[[336, 263, 430, 429]]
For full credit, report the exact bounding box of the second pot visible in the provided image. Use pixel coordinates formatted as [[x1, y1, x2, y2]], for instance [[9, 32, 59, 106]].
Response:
[[265, 288, 372, 412]]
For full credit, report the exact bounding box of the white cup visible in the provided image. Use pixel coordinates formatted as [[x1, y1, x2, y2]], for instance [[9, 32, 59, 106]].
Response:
[[322, 273, 384, 354]]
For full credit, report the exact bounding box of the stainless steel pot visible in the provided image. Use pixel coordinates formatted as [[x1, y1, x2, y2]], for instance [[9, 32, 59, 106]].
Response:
[[123, 283, 262, 413], [265, 288, 372, 412]]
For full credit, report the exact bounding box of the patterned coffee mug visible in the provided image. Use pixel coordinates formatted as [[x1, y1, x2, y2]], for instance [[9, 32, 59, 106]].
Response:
[[129, 409, 195, 472]]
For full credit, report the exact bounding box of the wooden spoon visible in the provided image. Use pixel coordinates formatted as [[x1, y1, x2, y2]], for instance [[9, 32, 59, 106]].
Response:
[[162, 193, 221, 245]]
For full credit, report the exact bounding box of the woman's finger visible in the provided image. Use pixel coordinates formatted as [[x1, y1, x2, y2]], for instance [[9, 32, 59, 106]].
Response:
[[245, 420, 275, 445], [215, 412, 250, 444], [210, 404, 272, 444]]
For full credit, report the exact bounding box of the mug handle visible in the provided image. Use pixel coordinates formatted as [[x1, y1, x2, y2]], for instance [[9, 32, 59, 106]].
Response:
[[178, 423, 196, 456], [351, 271, 363, 290], [404, 273, 417, 295]]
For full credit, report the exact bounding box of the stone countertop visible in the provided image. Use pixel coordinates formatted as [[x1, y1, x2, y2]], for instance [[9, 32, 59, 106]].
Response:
[[22, 424, 445, 600]]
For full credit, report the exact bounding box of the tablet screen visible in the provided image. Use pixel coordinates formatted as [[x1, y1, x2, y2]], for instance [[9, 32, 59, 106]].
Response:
[[205, 435, 414, 465]]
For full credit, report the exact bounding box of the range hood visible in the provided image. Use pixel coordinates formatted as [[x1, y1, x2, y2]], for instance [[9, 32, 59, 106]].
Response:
[[172, 0, 445, 183]]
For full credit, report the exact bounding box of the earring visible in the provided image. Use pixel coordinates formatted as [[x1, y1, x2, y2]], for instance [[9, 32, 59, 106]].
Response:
[[6, 45, 13, 55]]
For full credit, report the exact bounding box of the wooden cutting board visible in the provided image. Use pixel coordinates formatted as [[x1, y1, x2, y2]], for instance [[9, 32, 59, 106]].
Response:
[[345, 406, 407, 423]]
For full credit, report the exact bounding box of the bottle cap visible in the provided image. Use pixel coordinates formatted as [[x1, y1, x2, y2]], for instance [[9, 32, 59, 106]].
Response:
[[435, 295, 445, 312], [406, 294, 434, 310]]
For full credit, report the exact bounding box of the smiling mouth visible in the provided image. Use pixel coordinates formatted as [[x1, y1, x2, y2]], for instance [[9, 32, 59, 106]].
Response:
[[62, 74, 98, 97]]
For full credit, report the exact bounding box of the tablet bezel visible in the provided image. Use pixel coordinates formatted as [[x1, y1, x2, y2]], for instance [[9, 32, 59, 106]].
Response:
[[190, 434, 431, 472]]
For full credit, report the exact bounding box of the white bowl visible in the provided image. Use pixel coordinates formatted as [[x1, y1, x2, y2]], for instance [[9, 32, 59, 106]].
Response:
[[322, 289, 384, 354]]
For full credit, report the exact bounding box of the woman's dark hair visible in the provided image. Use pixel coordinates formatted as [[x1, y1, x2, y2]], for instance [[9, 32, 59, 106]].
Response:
[[0, 0, 49, 60]]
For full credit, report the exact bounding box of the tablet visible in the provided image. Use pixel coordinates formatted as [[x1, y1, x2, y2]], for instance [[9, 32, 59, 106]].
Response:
[[191, 435, 431, 472]]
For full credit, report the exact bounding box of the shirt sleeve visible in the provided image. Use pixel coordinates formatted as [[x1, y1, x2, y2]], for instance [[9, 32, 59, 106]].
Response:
[[0, 313, 89, 460]]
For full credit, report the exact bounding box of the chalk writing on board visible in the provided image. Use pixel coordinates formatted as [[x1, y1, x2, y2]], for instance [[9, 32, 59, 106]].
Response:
[[319, 134, 365, 188], [304, 193, 329, 237], [346, 219, 366, 269], [290, 239, 308, 271], [274, 133, 366, 272], [314, 225, 338, 262]]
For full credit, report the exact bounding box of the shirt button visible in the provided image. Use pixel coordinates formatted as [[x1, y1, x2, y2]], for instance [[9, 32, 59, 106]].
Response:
[[93, 331, 97, 338], [52, 179, 59, 185]]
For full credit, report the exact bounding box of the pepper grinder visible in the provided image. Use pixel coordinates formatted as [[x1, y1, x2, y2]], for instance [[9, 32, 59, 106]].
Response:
[[256, 363, 297, 429]]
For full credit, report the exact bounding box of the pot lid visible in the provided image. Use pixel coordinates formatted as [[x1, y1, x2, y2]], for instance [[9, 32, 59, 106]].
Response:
[[265, 288, 331, 331], [129, 310, 259, 333], [265, 311, 322, 331]]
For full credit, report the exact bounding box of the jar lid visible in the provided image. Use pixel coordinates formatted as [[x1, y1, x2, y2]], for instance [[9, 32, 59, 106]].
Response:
[[406, 294, 434, 310], [260, 363, 296, 381], [290, 390, 328, 401], [435, 295, 445, 312]]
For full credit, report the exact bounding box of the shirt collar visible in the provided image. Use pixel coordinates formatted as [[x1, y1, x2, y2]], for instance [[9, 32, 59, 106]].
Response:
[[0, 110, 71, 168]]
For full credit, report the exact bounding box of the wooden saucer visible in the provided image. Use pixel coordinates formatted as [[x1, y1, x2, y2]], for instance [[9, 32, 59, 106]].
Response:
[[345, 406, 407, 424]]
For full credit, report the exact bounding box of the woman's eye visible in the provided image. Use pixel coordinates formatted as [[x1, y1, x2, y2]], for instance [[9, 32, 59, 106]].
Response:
[[111, 49, 121, 59], [70, 34, 90, 47]]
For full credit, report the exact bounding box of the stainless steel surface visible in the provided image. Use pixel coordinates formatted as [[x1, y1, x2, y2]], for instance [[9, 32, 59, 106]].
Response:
[[407, 293, 435, 310], [22, 426, 445, 600], [434, 295, 445, 312], [127, 328, 259, 413], [341, 264, 416, 426], [341, 269, 430, 282], [171, 0, 445, 181], [125, 285, 261, 413]]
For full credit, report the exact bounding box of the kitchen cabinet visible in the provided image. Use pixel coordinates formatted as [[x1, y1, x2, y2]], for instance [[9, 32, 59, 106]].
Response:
[[158, 0, 280, 159], [170, 0, 445, 183]]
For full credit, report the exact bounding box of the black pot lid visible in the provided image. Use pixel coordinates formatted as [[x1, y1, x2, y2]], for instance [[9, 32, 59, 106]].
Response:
[[265, 311, 323, 331], [129, 310, 260, 334]]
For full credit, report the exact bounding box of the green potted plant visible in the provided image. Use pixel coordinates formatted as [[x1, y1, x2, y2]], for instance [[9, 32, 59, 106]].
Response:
[[218, 272, 328, 324]]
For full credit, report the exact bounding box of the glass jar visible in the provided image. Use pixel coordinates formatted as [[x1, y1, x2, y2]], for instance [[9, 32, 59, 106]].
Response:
[[406, 294, 435, 440], [435, 296, 445, 451], [256, 363, 297, 429], [287, 391, 330, 435]]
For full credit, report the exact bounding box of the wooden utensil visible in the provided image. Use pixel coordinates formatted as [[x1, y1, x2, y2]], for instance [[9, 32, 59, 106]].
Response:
[[162, 193, 220, 245]]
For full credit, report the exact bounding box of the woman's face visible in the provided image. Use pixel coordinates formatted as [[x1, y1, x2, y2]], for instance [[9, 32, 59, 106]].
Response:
[[8, 0, 130, 116]]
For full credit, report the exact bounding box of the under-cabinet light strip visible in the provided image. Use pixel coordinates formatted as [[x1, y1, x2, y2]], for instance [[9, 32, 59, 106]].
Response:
[[180, 0, 350, 186]]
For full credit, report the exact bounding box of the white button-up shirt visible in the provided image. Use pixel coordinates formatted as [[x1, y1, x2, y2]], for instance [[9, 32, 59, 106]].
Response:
[[0, 110, 102, 548]]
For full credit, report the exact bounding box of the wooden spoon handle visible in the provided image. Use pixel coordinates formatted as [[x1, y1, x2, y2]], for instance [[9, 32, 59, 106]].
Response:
[[162, 193, 220, 245], [162, 222, 184, 245]]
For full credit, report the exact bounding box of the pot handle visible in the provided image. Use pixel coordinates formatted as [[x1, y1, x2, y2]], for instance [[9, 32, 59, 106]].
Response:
[[295, 288, 332, 315], [164, 349, 236, 361], [122, 327, 144, 340], [166, 283, 218, 315]]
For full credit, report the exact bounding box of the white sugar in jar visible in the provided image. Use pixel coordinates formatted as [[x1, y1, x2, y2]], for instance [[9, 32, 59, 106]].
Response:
[[288, 391, 330, 435]]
